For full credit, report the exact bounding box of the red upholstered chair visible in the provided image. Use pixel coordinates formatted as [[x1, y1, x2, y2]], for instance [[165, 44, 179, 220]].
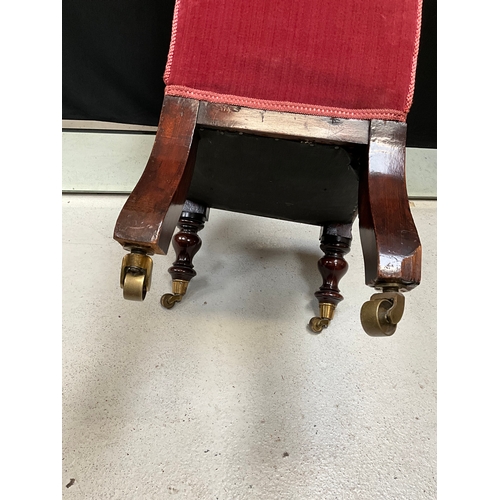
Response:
[[114, 0, 423, 336]]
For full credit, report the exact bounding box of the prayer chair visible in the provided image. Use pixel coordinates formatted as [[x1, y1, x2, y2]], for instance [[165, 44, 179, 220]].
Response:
[[114, 0, 423, 336]]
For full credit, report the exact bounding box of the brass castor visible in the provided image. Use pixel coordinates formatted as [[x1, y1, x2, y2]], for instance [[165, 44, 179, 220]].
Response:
[[160, 279, 189, 309], [360, 289, 405, 336], [120, 252, 153, 301], [309, 303, 336, 333]]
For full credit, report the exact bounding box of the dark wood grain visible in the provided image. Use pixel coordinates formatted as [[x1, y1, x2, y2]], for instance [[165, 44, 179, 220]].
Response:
[[168, 204, 207, 283], [168, 219, 204, 282], [359, 120, 421, 291], [314, 224, 352, 306], [197, 102, 369, 144], [113, 96, 200, 255]]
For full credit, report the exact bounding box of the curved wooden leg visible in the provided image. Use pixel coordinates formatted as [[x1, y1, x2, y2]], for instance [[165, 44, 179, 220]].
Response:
[[114, 96, 200, 301], [309, 223, 352, 333], [358, 120, 422, 335], [114, 96, 200, 255], [161, 201, 209, 309]]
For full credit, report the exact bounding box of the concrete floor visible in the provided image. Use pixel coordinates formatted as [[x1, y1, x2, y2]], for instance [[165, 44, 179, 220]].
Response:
[[62, 195, 436, 499]]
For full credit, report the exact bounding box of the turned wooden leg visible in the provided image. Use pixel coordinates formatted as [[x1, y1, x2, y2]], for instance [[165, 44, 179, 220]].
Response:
[[309, 223, 352, 333], [161, 201, 209, 309], [358, 120, 422, 336], [114, 96, 200, 301]]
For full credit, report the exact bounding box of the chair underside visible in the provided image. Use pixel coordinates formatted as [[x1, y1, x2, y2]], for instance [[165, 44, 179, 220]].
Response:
[[188, 128, 361, 226], [114, 96, 421, 336]]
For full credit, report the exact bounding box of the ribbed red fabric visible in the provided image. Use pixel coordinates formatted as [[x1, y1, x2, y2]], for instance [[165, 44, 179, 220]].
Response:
[[164, 0, 422, 121]]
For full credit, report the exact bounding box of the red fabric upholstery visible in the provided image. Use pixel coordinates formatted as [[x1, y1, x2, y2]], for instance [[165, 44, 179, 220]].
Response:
[[164, 0, 422, 121]]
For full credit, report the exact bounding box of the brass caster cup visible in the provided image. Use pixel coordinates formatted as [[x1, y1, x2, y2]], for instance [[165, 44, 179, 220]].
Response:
[[309, 303, 336, 333], [160, 280, 189, 309], [360, 290, 405, 336], [120, 253, 153, 301]]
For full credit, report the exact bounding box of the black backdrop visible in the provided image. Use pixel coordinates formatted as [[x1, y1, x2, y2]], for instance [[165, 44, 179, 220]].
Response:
[[63, 0, 436, 148]]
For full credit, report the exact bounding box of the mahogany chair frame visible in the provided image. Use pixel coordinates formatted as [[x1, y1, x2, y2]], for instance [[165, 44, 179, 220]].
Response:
[[114, 95, 421, 335]]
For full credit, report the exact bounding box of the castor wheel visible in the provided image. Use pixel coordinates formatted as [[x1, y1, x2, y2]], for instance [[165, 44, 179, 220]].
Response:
[[309, 317, 330, 333], [120, 252, 153, 301], [360, 290, 405, 336], [160, 293, 183, 309], [309, 303, 336, 333], [160, 279, 189, 310]]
